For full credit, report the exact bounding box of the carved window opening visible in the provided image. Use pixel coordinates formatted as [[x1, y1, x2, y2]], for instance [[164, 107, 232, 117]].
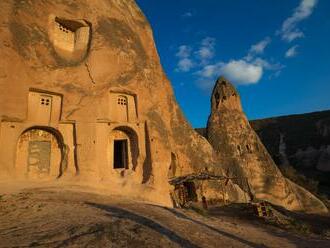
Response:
[[113, 139, 128, 169], [246, 144, 252, 153], [56, 22, 69, 33], [28, 90, 62, 124], [40, 97, 51, 106], [117, 96, 127, 106], [55, 17, 87, 34], [109, 93, 138, 123], [51, 17, 91, 63], [237, 145, 241, 154]]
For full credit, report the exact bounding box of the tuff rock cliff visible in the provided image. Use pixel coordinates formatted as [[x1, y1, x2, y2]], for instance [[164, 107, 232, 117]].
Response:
[[251, 110, 330, 196], [0, 0, 326, 213], [0, 0, 243, 206], [206, 77, 327, 213]]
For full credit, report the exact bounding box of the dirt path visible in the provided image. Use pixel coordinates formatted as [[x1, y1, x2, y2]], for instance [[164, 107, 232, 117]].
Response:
[[0, 186, 329, 248]]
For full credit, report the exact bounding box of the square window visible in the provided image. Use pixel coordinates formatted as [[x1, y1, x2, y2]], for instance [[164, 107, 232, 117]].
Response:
[[117, 96, 127, 106], [40, 96, 51, 106]]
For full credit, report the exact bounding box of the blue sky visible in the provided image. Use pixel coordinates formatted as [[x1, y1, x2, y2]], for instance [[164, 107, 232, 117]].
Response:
[[136, 0, 330, 128]]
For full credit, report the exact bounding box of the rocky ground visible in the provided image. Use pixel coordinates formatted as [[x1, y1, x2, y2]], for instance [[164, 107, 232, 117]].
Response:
[[0, 184, 329, 248]]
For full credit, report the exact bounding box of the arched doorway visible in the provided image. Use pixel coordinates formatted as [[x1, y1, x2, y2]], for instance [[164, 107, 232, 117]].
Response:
[[15, 127, 65, 180], [109, 126, 139, 171]]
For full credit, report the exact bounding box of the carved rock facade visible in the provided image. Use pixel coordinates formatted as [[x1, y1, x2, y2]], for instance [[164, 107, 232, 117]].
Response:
[[0, 0, 327, 212]]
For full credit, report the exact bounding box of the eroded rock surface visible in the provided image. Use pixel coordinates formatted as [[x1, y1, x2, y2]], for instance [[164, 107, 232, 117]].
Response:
[[0, 0, 238, 207], [206, 77, 328, 213], [251, 110, 330, 195], [0, 0, 326, 213]]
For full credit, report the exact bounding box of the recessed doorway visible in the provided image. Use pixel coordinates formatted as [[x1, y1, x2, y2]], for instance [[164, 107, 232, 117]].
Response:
[[113, 139, 128, 169], [15, 127, 63, 179]]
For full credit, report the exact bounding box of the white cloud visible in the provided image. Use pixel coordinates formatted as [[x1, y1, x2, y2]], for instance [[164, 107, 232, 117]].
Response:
[[279, 0, 318, 42], [175, 45, 195, 72], [220, 60, 263, 85], [196, 63, 223, 78], [176, 45, 191, 58], [197, 47, 214, 60], [282, 30, 304, 42], [245, 37, 272, 64], [195, 37, 216, 63], [182, 12, 193, 18], [174, 0, 319, 90], [196, 60, 263, 86], [249, 37, 271, 55], [201, 37, 216, 48], [175, 38, 216, 73], [285, 45, 299, 58], [177, 58, 194, 72], [193, 36, 280, 87], [175, 38, 280, 88], [253, 58, 284, 71]]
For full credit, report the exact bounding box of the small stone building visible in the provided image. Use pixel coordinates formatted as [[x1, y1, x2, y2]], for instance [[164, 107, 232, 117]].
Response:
[[0, 88, 145, 183]]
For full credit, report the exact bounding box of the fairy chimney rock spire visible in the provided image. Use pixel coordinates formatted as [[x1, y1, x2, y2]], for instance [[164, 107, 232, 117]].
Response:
[[211, 76, 242, 112]]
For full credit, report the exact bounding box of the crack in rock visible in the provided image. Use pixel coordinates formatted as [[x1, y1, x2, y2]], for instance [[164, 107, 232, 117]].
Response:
[[85, 62, 96, 84]]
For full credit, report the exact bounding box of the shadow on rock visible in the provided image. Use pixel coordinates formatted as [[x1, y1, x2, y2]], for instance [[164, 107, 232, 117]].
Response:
[[149, 204, 267, 248], [86, 202, 200, 248]]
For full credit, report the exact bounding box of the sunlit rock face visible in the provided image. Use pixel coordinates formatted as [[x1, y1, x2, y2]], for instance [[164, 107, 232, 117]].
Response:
[[206, 77, 328, 213], [0, 0, 242, 206], [0, 0, 326, 213]]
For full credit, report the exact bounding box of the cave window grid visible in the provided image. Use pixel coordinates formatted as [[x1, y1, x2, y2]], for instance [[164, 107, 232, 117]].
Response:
[[40, 97, 51, 106], [56, 22, 70, 33], [117, 96, 127, 106], [55, 18, 80, 34]]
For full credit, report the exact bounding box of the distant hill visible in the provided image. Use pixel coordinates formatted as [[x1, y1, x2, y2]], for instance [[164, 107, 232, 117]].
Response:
[[196, 110, 330, 196]]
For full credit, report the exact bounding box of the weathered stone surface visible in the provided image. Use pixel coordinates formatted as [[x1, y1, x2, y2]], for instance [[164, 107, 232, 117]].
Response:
[[206, 77, 327, 213], [251, 110, 330, 195], [0, 0, 326, 213], [197, 110, 330, 197], [0, 0, 237, 207]]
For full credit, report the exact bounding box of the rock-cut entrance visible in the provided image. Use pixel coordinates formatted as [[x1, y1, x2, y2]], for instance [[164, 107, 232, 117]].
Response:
[[15, 128, 64, 180]]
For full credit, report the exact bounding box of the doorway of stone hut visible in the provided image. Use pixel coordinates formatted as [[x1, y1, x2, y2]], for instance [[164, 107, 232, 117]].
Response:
[[183, 181, 198, 202], [113, 139, 128, 169], [176, 181, 198, 206]]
